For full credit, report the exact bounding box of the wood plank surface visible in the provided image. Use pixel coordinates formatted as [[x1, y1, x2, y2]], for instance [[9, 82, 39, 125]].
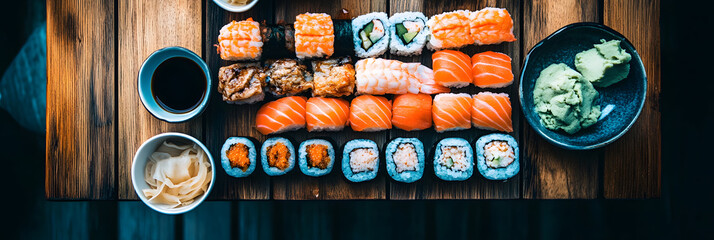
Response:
[[521, 0, 601, 199], [117, 0, 204, 199], [118, 202, 176, 240], [602, 0, 661, 198], [46, 0, 116, 200], [387, 0, 521, 200]]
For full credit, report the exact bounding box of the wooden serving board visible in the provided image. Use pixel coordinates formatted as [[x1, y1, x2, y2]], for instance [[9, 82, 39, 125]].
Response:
[[46, 0, 661, 200]]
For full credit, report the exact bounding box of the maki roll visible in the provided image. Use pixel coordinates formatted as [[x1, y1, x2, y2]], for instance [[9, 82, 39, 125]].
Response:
[[385, 138, 425, 183], [352, 12, 390, 58], [298, 139, 335, 177], [294, 13, 334, 59], [261, 137, 295, 176], [217, 18, 263, 61], [433, 138, 473, 181], [221, 137, 257, 178], [342, 139, 379, 182], [389, 12, 429, 56], [475, 133, 519, 180]]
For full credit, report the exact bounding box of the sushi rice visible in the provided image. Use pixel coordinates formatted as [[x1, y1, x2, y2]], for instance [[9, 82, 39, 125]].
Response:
[[433, 138, 474, 181], [389, 12, 429, 56], [298, 139, 335, 177], [342, 139, 380, 182], [261, 137, 295, 176], [385, 138, 425, 183], [352, 12, 391, 58], [475, 133, 519, 180], [221, 137, 257, 178]]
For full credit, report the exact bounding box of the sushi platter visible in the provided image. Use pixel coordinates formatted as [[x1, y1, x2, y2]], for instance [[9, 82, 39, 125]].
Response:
[[46, 0, 662, 201]]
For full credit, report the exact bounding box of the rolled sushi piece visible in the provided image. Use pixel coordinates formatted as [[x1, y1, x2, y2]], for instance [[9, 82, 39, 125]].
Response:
[[433, 138, 473, 181], [342, 139, 379, 182], [261, 137, 295, 176], [385, 138, 425, 183], [352, 12, 390, 58], [298, 139, 335, 177], [294, 13, 334, 59], [221, 137, 257, 178], [475, 133, 519, 180], [389, 12, 429, 56]]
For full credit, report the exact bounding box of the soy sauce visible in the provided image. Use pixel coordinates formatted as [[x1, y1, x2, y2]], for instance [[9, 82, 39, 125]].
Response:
[[151, 57, 206, 113]]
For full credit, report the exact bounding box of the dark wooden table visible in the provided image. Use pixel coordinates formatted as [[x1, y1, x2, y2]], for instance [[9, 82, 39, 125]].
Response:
[[46, 0, 660, 200]]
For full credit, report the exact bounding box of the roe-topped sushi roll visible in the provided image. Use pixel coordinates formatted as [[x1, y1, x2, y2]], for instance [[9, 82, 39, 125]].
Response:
[[434, 138, 474, 181], [389, 12, 429, 56], [261, 137, 295, 176], [427, 10, 473, 50], [298, 139, 335, 177], [221, 137, 257, 178], [294, 13, 334, 59], [475, 133, 519, 180], [352, 12, 390, 58], [342, 139, 379, 182], [217, 18, 263, 61], [385, 138, 425, 183]]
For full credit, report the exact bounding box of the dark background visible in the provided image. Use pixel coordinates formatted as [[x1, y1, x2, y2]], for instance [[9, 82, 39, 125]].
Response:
[[1, 0, 712, 239]]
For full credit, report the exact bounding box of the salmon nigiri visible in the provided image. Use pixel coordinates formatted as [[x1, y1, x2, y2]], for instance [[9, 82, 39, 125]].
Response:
[[306, 97, 350, 132], [350, 95, 392, 132], [471, 92, 513, 132], [392, 93, 432, 131], [432, 93, 472, 132], [471, 51, 513, 88], [255, 96, 307, 135], [433, 50, 473, 88]]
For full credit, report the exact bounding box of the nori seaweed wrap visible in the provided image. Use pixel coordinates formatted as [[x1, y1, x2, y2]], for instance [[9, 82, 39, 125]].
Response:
[[221, 137, 257, 178], [342, 139, 379, 182], [385, 138, 425, 183], [475, 133, 520, 180], [433, 138, 474, 181], [298, 139, 335, 177], [261, 137, 295, 176]]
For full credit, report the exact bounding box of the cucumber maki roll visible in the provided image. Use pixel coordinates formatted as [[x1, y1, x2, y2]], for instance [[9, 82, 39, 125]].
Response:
[[221, 137, 257, 178], [298, 139, 335, 177], [433, 138, 473, 181], [342, 139, 379, 182], [476, 133, 520, 180], [352, 12, 390, 58], [385, 138, 425, 183], [389, 12, 429, 56], [261, 137, 295, 176]]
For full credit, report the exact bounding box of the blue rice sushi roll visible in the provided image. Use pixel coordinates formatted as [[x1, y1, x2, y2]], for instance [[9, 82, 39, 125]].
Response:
[[342, 139, 379, 182], [260, 137, 295, 176], [433, 138, 473, 181], [298, 139, 335, 177], [476, 133, 520, 180], [385, 138, 425, 183], [352, 12, 390, 58], [220, 137, 257, 178], [389, 12, 429, 56]]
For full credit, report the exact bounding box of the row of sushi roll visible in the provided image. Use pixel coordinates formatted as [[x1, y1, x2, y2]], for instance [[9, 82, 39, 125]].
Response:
[[216, 8, 515, 61], [219, 135, 518, 182], [253, 92, 513, 135]]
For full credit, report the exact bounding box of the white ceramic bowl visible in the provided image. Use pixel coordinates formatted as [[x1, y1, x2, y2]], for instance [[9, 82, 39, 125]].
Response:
[[131, 132, 215, 215], [212, 0, 259, 12]]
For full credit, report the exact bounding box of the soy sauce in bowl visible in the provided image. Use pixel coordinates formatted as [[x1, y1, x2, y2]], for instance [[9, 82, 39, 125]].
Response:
[[151, 57, 207, 114]]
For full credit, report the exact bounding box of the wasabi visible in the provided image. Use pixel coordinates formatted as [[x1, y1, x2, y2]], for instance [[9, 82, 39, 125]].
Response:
[[575, 39, 632, 87]]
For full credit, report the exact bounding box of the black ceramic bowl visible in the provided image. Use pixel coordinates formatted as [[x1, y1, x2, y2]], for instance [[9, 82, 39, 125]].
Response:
[[519, 22, 647, 150]]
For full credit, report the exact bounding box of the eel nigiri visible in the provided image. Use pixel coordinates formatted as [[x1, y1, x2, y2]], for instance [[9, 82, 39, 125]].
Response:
[[350, 95, 392, 132], [294, 13, 334, 59], [355, 58, 450, 95], [217, 18, 263, 61], [426, 10, 474, 50], [255, 96, 307, 135], [392, 93, 432, 131], [471, 51, 513, 88], [468, 8, 516, 45], [471, 92, 513, 132], [433, 50, 473, 88], [306, 97, 350, 132], [432, 93, 472, 132]]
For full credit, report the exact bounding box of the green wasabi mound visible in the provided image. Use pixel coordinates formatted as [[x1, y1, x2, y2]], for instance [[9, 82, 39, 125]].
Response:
[[534, 63, 601, 134], [575, 39, 632, 87]]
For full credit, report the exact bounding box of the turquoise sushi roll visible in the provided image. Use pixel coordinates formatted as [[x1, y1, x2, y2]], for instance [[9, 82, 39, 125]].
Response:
[[221, 137, 257, 178], [342, 139, 379, 182], [261, 137, 295, 176], [298, 139, 335, 177], [433, 138, 473, 181], [385, 138, 424, 183], [475, 133, 520, 180]]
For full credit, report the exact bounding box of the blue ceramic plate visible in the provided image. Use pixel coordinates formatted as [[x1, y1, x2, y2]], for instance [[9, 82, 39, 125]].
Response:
[[519, 22, 647, 150]]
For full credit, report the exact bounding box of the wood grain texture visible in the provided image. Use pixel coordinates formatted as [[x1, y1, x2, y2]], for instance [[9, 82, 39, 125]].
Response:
[[46, 0, 116, 200], [603, 0, 661, 198], [118, 202, 176, 240], [204, 0, 273, 200], [117, 0, 204, 200], [387, 0, 521, 199], [269, 0, 388, 200], [521, 0, 601, 199]]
